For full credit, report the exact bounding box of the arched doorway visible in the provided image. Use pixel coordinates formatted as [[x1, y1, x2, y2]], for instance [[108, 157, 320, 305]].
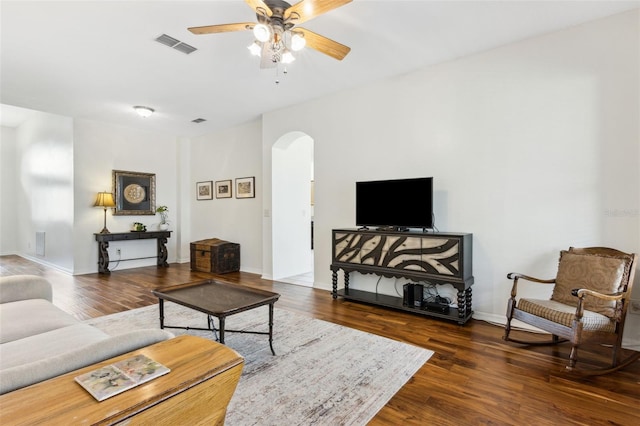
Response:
[[271, 132, 314, 286]]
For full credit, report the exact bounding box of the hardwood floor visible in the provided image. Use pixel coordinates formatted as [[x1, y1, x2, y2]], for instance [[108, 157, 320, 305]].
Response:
[[2, 255, 639, 425]]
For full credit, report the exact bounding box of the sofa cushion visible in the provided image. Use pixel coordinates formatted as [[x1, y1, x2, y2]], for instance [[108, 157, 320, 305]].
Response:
[[0, 323, 109, 369], [0, 299, 80, 344], [0, 329, 174, 394]]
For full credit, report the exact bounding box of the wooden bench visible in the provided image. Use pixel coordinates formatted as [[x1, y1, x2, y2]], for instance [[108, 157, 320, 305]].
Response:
[[0, 335, 244, 425]]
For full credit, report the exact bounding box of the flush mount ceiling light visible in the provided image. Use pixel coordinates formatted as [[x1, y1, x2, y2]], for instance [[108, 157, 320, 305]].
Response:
[[188, 0, 351, 79], [133, 106, 154, 118]]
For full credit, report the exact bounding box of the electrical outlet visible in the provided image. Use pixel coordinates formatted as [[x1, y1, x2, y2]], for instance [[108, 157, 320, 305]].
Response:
[[116, 248, 121, 256], [629, 299, 640, 315]]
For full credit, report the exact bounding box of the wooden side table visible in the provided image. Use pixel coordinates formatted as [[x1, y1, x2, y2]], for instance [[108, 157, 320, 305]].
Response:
[[94, 231, 171, 274]]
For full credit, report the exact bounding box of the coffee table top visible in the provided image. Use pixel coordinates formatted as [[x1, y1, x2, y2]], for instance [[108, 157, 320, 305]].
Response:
[[152, 280, 280, 317]]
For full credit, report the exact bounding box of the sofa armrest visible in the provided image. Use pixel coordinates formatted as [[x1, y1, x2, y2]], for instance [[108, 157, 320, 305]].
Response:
[[0, 329, 174, 395], [0, 275, 52, 303]]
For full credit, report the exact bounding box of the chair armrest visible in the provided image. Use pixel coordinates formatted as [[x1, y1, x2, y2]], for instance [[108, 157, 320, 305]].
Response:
[[506, 273, 556, 299], [570, 288, 624, 301], [568, 289, 624, 321], [507, 273, 556, 284]]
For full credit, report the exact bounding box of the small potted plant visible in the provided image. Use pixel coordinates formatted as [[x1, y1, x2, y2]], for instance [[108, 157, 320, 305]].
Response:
[[132, 222, 146, 232], [156, 205, 169, 230]]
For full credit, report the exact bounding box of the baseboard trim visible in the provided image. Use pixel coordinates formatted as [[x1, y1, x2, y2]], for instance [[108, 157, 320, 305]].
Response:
[[17, 254, 73, 275]]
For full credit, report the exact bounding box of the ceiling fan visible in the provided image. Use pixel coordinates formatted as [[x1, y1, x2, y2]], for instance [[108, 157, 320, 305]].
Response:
[[188, 0, 352, 69]]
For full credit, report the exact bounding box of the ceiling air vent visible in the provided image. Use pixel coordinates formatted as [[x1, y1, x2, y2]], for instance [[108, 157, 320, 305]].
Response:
[[192, 118, 207, 123], [155, 34, 197, 55]]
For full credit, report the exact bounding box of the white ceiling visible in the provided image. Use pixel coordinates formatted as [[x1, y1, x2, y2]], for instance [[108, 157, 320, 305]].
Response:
[[1, 0, 638, 137]]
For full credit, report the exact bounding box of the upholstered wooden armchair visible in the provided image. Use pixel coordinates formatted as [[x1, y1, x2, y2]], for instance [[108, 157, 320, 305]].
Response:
[[504, 247, 639, 375]]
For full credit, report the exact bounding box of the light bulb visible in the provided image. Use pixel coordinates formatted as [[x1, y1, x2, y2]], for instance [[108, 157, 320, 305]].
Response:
[[282, 51, 295, 64], [133, 106, 154, 118], [247, 42, 262, 56], [253, 24, 271, 43], [291, 33, 306, 51]]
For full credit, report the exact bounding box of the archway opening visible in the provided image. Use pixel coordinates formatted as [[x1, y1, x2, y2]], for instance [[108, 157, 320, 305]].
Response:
[[271, 132, 314, 286]]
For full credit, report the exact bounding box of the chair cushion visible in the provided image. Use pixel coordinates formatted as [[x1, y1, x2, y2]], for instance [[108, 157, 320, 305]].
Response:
[[551, 251, 626, 318], [518, 298, 615, 333]]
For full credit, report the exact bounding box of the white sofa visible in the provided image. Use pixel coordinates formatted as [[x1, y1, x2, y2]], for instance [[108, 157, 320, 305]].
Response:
[[0, 275, 173, 394]]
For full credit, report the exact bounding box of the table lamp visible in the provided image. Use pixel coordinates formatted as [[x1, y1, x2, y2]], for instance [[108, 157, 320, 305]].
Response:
[[94, 192, 116, 234]]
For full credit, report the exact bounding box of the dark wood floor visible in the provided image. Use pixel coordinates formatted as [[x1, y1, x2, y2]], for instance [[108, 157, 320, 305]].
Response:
[[2, 255, 639, 425]]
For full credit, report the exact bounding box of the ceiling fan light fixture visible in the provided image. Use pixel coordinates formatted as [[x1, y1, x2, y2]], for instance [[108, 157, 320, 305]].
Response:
[[248, 42, 262, 56], [187, 0, 352, 71], [133, 106, 154, 118], [290, 32, 306, 51], [281, 50, 295, 64], [253, 24, 271, 42]]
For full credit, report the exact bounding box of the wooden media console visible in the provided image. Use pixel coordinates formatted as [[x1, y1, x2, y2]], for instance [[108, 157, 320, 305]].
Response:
[[330, 228, 474, 324]]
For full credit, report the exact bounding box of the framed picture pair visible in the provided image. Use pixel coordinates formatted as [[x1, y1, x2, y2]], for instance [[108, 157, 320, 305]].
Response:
[[196, 177, 255, 200]]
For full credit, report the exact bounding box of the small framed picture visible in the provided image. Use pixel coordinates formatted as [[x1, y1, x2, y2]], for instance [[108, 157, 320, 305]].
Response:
[[236, 176, 255, 199], [215, 180, 232, 199], [196, 181, 213, 200]]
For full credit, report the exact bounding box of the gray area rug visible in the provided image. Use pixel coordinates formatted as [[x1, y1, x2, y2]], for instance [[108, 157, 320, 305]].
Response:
[[86, 303, 432, 425]]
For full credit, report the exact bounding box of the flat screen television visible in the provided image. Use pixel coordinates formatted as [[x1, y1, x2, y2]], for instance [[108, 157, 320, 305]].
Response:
[[356, 177, 433, 230]]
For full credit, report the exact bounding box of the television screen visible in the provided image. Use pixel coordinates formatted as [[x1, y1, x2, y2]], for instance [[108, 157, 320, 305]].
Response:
[[356, 177, 433, 229]]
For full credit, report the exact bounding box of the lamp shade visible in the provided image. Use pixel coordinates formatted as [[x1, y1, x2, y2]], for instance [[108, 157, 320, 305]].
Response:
[[291, 32, 306, 51], [281, 51, 295, 64], [247, 41, 262, 56], [94, 192, 116, 208], [253, 24, 271, 42]]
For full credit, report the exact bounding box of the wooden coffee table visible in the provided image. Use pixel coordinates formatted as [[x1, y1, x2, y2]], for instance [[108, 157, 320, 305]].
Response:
[[0, 335, 243, 425], [152, 280, 281, 355]]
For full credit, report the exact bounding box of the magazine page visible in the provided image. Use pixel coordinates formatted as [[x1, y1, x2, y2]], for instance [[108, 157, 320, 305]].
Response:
[[113, 354, 170, 385], [75, 354, 170, 402]]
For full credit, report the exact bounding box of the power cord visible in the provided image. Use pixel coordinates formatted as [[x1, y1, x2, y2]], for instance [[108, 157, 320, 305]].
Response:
[[374, 275, 383, 295]]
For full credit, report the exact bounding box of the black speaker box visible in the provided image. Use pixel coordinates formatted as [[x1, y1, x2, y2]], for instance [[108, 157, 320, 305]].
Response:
[[413, 284, 424, 309], [403, 283, 424, 308], [403, 283, 414, 307]]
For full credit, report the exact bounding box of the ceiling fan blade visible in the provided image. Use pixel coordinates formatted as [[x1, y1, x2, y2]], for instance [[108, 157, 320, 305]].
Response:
[[188, 22, 254, 35], [245, 0, 273, 17], [296, 28, 350, 61], [284, 0, 352, 25]]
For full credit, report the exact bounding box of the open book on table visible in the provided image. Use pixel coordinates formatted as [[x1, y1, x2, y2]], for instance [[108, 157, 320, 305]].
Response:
[[75, 354, 170, 402]]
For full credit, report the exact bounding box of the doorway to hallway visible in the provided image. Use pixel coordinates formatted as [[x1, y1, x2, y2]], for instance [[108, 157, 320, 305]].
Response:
[[271, 132, 314, 287]]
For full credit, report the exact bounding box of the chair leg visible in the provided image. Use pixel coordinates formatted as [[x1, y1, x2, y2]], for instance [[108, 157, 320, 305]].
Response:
[[503, 298, 516, 341], [503, 319, 512, 341], [568, 344, 579, 370], [611, 343, 620, 367]]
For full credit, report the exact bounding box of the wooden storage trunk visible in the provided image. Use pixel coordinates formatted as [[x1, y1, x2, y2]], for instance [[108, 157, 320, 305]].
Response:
[[190, 238, 240, 273]]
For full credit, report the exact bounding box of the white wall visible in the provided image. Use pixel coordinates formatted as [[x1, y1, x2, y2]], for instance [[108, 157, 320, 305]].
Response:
[[259, 10, 639, 342], [0, 127, 18, 255], [1, 114, 181, 274], [72, 119, 179, 274], [190, 119, 263, 274], [15, 112, 75, 273]]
